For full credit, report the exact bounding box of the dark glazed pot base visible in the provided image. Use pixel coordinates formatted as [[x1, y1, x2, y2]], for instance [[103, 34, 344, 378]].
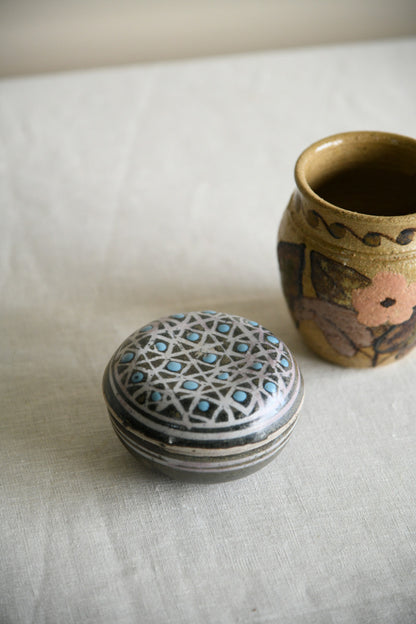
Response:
[[120, 437, 290, 483]]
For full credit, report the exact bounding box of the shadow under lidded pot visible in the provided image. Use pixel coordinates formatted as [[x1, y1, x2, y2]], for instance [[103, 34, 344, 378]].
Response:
[[278, 131, 416, 367]]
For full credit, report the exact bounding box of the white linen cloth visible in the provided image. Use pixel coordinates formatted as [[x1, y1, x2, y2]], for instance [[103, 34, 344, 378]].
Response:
[[1, 38, 415, 624]]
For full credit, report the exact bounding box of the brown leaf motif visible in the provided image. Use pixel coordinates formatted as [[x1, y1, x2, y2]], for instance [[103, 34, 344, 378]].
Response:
[[277, 241, 305, 307], [373, 308, 416, 357], [294, 298, 373, 358], [311, 251, 371, 309]]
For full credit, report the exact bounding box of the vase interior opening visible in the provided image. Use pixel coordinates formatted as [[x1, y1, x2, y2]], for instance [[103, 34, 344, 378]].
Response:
[[303, 135, 416, 217]]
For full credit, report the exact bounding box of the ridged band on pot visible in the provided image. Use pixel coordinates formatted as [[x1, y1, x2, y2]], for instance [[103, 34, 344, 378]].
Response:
[[278, 131, 416, 367], [102, 311, 304, 482]]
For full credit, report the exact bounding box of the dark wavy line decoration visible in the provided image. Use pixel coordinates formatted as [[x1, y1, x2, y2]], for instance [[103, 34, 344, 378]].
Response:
[[304, 208, 416, 247]]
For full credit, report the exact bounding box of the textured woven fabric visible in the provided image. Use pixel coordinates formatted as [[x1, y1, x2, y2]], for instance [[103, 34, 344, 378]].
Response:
[[1, 39, 415, 624]]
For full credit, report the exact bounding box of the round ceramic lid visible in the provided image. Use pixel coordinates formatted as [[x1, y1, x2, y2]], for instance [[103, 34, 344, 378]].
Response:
[[103, 311, 303, 449]]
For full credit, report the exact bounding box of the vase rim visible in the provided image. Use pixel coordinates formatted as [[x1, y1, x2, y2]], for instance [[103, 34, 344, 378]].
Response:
[[294, 130, 416, 223]]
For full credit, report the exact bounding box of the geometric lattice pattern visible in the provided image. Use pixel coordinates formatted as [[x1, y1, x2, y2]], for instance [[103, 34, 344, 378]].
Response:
[[109, 311, 299, 436]]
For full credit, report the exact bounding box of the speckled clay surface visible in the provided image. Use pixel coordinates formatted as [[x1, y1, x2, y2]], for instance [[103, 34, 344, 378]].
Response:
[[102, 311, 304, 482], [278, 131, 416, 367]]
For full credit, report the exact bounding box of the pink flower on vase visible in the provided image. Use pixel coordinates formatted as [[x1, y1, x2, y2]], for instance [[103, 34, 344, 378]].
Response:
[[352, 271, 416, 327]]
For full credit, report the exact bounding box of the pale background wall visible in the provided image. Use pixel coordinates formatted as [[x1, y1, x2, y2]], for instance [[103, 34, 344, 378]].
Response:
[[1, 0, 416, 77]]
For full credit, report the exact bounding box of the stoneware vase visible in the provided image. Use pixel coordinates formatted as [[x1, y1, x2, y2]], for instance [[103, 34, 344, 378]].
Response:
[[102, 311, 304, 482], [278, 131, 416, 367]]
